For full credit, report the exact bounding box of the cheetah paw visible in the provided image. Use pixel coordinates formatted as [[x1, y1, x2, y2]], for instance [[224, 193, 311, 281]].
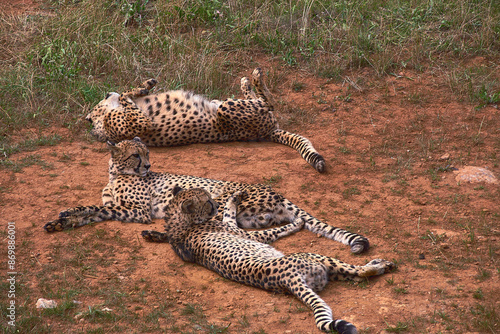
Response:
[[43, 218, 69, 232], [361, 259, 395, 277], [241, 77, 251, 90], [231, 190, 249, 204], [142, 78, 157, 91], [252, 67, 262, 80]]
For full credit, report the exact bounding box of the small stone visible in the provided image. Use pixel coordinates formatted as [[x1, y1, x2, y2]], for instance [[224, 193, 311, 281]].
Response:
[[36, 298, 57, 309], [418, 254, 425, 260], [454, 166, 498, 184], [439, 153, 450, 161]]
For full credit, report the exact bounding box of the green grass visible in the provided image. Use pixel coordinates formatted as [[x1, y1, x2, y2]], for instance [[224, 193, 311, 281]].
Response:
[[1, 0, 499, 149]]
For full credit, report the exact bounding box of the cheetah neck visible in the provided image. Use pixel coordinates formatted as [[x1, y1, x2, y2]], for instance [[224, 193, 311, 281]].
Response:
[[108, 158, 121, 182], [163, 210, 194, 244]]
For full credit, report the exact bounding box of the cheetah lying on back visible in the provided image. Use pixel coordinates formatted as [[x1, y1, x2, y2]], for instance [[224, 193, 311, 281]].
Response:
[[142, 188, 395, 334], [86, 68, 326, 172], [44, 137, 369, 254]]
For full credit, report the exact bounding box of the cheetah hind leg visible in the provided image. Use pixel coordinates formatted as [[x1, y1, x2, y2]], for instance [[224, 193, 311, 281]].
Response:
[[240, 76, 257, 100]]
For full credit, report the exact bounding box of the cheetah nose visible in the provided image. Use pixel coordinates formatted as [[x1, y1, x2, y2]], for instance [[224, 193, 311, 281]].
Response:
[[144, 163, 151, 170]]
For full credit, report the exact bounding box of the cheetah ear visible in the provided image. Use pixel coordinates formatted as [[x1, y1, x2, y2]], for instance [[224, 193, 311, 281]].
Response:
[[132, 137, 142, 143], [181, 199, 196, 214], [107, 141, 119, 155], [172, 186, 184, 196]]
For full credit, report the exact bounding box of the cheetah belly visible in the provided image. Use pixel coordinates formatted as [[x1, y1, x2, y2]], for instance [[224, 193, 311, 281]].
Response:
[[134, 91, 222, 146], [189, 232, 285, 290]]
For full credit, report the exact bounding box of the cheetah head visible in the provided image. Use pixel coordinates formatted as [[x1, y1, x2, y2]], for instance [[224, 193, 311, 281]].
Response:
[[168, 187, 219, 224], [107, 137, 151, 177], [86, 92, 121, 142]]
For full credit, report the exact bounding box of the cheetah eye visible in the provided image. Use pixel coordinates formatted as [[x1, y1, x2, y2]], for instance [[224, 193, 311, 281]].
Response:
[[132, 153, 140, 158]]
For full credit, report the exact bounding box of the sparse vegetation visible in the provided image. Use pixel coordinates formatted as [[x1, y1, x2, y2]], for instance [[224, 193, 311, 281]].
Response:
[[1, 0, 499, 333]]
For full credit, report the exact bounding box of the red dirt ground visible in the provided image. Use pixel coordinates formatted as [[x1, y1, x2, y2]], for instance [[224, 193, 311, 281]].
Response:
[[2, 64, 499, 333], [1, 3, 499, 332]]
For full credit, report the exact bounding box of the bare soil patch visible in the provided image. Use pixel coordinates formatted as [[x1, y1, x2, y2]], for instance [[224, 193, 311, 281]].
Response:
[[2, 67, 499, 333], [0, 0, 38, 15]]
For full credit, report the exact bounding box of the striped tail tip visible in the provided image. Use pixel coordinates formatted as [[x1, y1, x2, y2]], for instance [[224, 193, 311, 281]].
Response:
[[350, 238, 370, 254], [334, 320, 358, 334], [311, 153, 326, 173]]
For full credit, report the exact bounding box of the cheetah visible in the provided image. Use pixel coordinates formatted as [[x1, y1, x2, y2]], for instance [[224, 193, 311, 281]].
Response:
[[86, 68, 326, 172], [44, 137, 369, 254], [142, 188, 395, 333]]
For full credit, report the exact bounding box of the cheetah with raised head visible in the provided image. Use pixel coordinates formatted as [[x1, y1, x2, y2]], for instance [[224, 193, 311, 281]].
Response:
[[44, 137, 369, 254], [86, 68, 326, 172], [142, 187, 395, 333]]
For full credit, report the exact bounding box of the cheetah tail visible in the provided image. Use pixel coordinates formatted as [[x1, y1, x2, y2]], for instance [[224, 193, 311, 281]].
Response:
[[287, 201, 369, 254], [291, 282, 358, 333], [303, 216, 370, 254], [269, 129, 325, 173]]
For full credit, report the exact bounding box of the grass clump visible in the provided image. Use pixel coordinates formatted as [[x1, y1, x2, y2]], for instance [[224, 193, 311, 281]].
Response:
[[1, 0, 499, 144]]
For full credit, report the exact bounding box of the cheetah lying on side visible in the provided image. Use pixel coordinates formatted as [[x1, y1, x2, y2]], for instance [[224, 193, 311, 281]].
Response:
[[142, 188, 395, 334], [86, 68, 326, 172], [44, 138, 369, 254]]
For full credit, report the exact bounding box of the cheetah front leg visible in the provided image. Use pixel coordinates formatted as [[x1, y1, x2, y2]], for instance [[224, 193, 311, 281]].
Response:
[[243, 219, 304, 244], [119, 78, 157, 107], [43, 204, 153, 232], [240, 76, 257, 100], [221, 190, 247, 228], [250, 67, 273, 104]]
